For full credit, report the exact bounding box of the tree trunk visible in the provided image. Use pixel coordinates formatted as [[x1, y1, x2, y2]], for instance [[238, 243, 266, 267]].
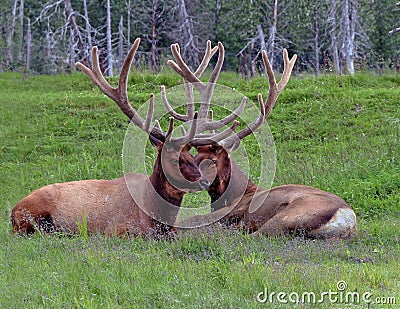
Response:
[[106, 0, 113, 76], [118, 15, 124, 73], [342, 0, 356, 75], [25, 17, 31, 72], [313, 5, 320, 76], [150, 0, 157, 72], [250, 41, 256, 77], [177, 0, 199, 69], [17, 0, 24, 63], [5, 0, 18, 68], [83, 0, 92, 66], [257, 24, 266, 52], [267, 0, 278, 69], [329, 0, 341, 74], [64, 0, 85, 62], [127, 0, 131, 48], [242, 50, 248, 80]]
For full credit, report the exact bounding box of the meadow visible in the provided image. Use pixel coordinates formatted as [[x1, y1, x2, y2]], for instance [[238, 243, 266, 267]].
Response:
[[0, 70, 399, 308]]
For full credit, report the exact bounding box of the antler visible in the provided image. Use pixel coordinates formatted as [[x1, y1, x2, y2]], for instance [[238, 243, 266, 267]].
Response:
[[204, 48, 297, 149], [166, 41, 229, 120], [262, 49, 297, 117], [163, 41, 251, 146], [75, 38, 197, 146]]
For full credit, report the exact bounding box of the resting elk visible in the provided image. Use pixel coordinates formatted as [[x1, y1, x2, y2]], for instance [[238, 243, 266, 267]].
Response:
[[11, 38, 234, 238], [172, 45, 357, 239]]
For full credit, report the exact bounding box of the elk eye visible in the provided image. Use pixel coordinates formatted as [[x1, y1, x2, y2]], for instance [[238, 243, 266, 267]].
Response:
[[172, 158, 179, 164], [211, 159, 217, 165]]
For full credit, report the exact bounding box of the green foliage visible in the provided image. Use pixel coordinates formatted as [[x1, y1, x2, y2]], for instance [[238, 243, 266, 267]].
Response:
[[0, 71, 399, 308], [2, 0, 400, 73]]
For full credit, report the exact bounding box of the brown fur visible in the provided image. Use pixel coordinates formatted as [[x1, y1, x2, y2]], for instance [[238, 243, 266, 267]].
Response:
[[11, 143, 208, 238], [183, 145, 356, 238]]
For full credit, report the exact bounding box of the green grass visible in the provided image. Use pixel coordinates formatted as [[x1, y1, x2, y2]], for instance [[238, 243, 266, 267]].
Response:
[[0, 71, 399, 308]]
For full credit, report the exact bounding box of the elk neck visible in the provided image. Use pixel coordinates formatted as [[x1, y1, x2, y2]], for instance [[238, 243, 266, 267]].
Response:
[[210, 158, 258, 207], [149, 154, 185, 207]]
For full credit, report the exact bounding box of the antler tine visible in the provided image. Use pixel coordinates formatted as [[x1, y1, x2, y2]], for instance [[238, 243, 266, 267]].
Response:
[[76, 38, 166, 142], [191, 120, 240, 146], [161, 85, 188, 122], [165, 117, 175, 143], [196, 97, 247, 132], [190, 95, 263, 147], [76, 39, 140, 123], [197, 42, 224, 120], [175, 112, 198, 145], [180, 125, 187, 136], [220, 94, 266, 147], [167, 44, 203, 86], [166, 112, 199, 146], [194, 40, 219, 78], [262, 49, 297, 117], [164, 40, 223, 134], [143, 93, 154, 133], [208, 42, 225, 84], [154, 120, 162, 131], [185, 41, 219, 124], [163, 41, 215, 125], [212, 49, 295, 147], [164, 40, 264, 147], [160, 81, 196, 123]]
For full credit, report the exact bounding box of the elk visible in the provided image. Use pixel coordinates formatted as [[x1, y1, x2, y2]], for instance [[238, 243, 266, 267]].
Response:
[[11, 38, 237, 238], [172, 46, 357, 239]]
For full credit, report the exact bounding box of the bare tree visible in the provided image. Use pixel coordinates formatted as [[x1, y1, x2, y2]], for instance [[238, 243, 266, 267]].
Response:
[[267, 0, 278, 69], [25, 17, 31, 72], [149, 0, 158, 71], [328, 0, 341, 74], [33, 0, 89, 71], [313, 4, 320, 76], [126, 0, 131, 48], [327, 0, 361, 75], [64, 0, 85, 66], [342, 0, 357, 75], [174, 0, 199, 68], [105, 0, 113, 76], [118, 15, 124, 72], [16, 0, 25, 63], [257, 24, 267, 52], [131, 0, 172, 71], [5, 0, 19, 68], [83, 0, 92, 66]]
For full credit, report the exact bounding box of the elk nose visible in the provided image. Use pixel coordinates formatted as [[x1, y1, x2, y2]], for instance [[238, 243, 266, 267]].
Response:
[[200, 178, 211, 189]]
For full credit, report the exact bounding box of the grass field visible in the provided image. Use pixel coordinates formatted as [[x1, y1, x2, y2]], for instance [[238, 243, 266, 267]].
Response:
[[0, 70, 399, 308]]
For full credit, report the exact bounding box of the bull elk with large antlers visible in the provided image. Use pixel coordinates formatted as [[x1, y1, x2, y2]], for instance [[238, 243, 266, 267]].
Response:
[[11, 38, 227, 238], [172, 46, 357, 238]]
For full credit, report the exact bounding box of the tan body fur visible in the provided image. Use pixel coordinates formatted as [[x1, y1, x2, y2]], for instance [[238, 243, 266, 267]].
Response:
[[225, 184, 356, 238], [11, 175, 156, 236], [181, 145, 357, 239], [12, 143, 209, 238]]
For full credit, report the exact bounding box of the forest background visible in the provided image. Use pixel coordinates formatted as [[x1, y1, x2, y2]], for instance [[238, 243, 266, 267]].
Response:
[[1, 0, 400, 76]]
